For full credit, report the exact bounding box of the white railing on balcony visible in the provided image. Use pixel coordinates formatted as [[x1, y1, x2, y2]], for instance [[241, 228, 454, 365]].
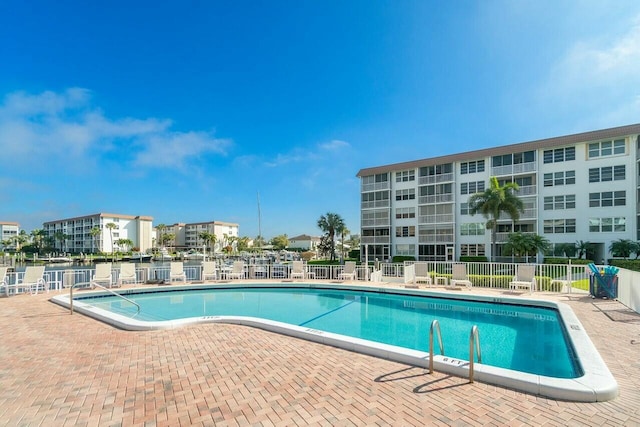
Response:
[[418, 214, 454, 224], [361, 182, 390, 192], [418, 194, 454, 205], [418, 173, 454, 186], [418, 235, 454, 243], [361, 200, 390, 210], [361, 219, 390, 227], [517, 185, 537, 196], [361, 236, 391, 245], [491, 162, 536, 177]]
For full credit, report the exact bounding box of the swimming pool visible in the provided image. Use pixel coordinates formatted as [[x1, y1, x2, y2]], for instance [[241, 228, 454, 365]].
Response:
[[51, 283, 618, 402]]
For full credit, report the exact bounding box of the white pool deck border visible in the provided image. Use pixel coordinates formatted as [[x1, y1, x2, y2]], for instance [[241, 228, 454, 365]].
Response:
[[50, 281, 618, 403]]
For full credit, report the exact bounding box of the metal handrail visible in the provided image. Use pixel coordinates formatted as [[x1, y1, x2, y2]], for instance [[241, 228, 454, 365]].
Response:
[[69, 281, 140, 317], [429, 319, 444, 373], [469, 325, 482, 383]]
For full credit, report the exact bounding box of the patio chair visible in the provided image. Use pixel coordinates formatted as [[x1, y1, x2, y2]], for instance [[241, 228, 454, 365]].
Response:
[[290, 260, 305, 280], [201, 261, 218, 281], [413, 262, 432, 287], [118, 262, 138, 286], [338, 261, 357, 281], [509, 265, 536, 293], [16, 266, 47, 295], [169, 261, 187, 283], [91, 263, 114, 288], [449, 263, 472, 289], [228, 261, 245, 280], [0, 266, 9, 296]]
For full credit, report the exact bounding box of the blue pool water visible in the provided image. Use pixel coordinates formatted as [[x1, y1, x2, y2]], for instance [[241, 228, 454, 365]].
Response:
[[77, 287, 581, 378]]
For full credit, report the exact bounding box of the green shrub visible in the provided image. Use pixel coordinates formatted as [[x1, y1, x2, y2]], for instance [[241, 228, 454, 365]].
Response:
[[392, 255, 415, 263], [609, 259, 640, 272], [543, 257, 593, 265], [460, 256, 488, 262]]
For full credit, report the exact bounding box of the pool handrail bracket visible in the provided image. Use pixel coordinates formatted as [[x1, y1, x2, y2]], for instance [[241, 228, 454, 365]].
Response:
[[69, 281, 141, 317], [429, 319, 444, 374], [469, 325, 482, 383]]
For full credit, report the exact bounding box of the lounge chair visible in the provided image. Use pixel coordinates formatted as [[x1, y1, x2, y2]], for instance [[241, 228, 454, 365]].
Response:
[[228, 261, 245, 280], [17, 266, 47, 295], [91, 263, 114, 288], [450, 264, 472, 289], [118, 262, 137, 286], [290, 260, 305, 280], [201, 261, 218, 281], [169, 261, 187, 283], [338, 261, 357, 281], [0, 266, 9, 296], [509, 265, 536, 293], [413, 262, 432, 287]]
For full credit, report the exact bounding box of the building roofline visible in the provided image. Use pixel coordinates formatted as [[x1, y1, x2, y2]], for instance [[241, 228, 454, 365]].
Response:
[[356, 123, 640, 177], [43, 213, 153, 225]]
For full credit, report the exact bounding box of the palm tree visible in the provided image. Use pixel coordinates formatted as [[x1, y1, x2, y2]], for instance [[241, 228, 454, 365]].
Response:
[[106, 223, 117, 260], [30, 229, 46, 254], [575, 240, 592, 260], [467, 177, 524, 262], [199, 231, 217, 255], [89, 226, 102, 254], [156, 224, 166, 248], [609, 239, 636, 259], [317, 212, 345, 261], [116, 238, 133, 252]]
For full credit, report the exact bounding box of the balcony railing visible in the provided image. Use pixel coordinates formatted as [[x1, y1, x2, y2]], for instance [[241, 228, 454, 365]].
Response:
[[418, 172, 454, 185], [418, 214, 454, 224], [491, 162, 536, 177], [361, 200, 390, 209], [361, 181, 390, 192], [361, 236, 391, 245], [418, 194, 454, 205]]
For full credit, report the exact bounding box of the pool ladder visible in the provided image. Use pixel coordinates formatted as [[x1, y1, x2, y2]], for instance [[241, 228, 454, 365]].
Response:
[[69, 282, 140, 317], [429, 320, 482, 383]]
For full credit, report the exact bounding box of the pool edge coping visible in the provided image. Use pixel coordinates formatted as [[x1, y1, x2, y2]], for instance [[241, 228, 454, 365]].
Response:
[[50, 281, 619, 402]]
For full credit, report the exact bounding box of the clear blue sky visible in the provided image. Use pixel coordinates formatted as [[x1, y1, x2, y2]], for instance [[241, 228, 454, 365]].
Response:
[[1, 1, 640, 239]]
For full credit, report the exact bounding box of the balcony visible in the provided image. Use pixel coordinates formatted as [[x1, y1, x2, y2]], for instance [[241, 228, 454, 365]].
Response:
[[361, 219, 390, 227], [418, 194, 454, 205], [491, 162, 536, 177], [418, 214, 454, 224], [361, 236, 391, 245], [418, 172, 454, 186], [361, 200, 390, 209], [516, 185, 537, 196], [418, 235, 454, 243], [361, 181, 390, 192]]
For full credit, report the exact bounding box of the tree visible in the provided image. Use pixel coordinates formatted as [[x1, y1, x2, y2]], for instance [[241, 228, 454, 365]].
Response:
[[317, 212, 345, 261], [575, 240, 592, 260], [609, 239, 636, 259], [30, 229, 46, 254], [270, 234, 289, 250], [199, 231, 217, 255], [156, 224, 166, 248], [89, 226, 102, 254], [503, 233, 551, 263], [237, 236, 251, 252], [53, 231, 69, 252], [106, 223, 117, 259], [116, 238, 133, 252], [467, 177, 524, 262]]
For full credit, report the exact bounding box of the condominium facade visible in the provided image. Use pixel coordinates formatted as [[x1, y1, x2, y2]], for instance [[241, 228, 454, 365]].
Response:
[[159, 221, 239, 251], [43, 213, 154, 253], [357, 123, 640, 263], [0, 221, 20, 250]]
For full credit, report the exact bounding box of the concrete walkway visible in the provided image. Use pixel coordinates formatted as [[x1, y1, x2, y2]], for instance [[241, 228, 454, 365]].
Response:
[[1, 285, 640, 426]]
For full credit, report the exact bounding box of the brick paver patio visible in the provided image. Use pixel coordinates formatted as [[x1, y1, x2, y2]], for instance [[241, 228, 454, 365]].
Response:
[[1, 285, 640, 426]]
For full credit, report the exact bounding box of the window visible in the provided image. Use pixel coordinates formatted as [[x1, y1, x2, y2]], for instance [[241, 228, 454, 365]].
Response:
[[395, 170, 415, 182], [395, 188, 415, 201], [543, 195, 576, 210], [543, 219, 576, 234], [588, 165, 625, 182], [395, 244, 415, 256], [420, 163, 453, 176], [395, 226, 416, 237], [460, 180, 485, 195], [589, 217, 626, 232], [460, 203, 469, 215], [460, 244, 485, 257], [460, 223, 485, 236], [395, 207, 415, 219], [589, 191, 626, 207], [362, 173, 389, 185], [492, 150, 535, 167], [543, 170, 575, 187], [543, 147, 576, 164], [460, 160, 485, 175], [588, 139, 626, 159]]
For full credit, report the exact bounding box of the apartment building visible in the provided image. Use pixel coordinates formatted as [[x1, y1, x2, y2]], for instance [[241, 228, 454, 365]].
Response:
[[0, 221, 20, 250], [357, 123, 640, 263], [43, 213, 154, 253], [159, 221, 239, 252]]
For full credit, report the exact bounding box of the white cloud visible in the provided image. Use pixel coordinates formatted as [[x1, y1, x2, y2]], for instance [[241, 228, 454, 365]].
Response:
[[0, 88, 231, 172], [536, 15, 640, 126], [319, 139, 350, 151]]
